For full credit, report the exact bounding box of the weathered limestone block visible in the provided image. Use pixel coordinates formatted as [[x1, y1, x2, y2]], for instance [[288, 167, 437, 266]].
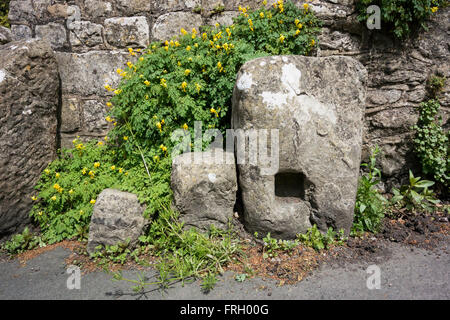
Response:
[[82, 0, 114, 19], [171, 149, 238, 231], [82, 99, 111, 133], [207, 11, 239, 27], [69, 21, 104, 48], [87, 189, 147, 255], [152, 12, 203, 41], [104, 16, 149, 48], [232, 55, 367, 238], [35, 22, 67, 49], [55, 51, 128, 96], [8, 0, 35, 25], [0, 26, 12, 45], [151, 0, 201, 13], [116, 0, 151, 15], [10, 25, 32, 41], [61, 97, 81, 133], [0, 39, 59, 237]]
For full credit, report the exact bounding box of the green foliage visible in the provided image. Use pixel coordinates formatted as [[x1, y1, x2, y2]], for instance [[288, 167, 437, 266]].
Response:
[[352, 146, 387, 235], [0, 0, 9, 28], [107, 0, 320, 163], [1, 227, 45, 254], [297, 225, 346, 251], [412, 100, 449, 187], [262, 232, 299, 258], [391, 170, 440, 212], [29, 138, 171, 244], [426, 75, 446, 97], [356, 0, 447, 39]]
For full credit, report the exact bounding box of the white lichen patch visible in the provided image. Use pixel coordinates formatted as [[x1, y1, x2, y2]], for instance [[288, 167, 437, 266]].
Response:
[[0, 69, 5, 84], [260, 91, 289, 109], [296, 95, 337, 124], [281, 63, 302, 95], [237, 72, 254, 91]]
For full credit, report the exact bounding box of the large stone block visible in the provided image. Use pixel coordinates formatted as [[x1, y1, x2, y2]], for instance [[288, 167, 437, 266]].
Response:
[[232, 55, 367, 238], [69, 21, 104, 48], [55, 51, 129, 96], [171, 149, 237, 231], [0, 39, 59, 237], [152, 12, 203, 41], [87, 189, 147, 255], [35, 22, 67, 49], [0, 26, 12, 45], [10, 25, 32, 41], [104, 16, 150, 48]]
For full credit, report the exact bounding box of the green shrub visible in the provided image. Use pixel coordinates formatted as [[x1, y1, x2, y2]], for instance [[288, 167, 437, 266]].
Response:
[[356, 0, 447, 39], [391, 170, 440, 212], [0, 0, 9, 28], [1, 227, 44, 254], [297, 225, 346, 251], [352, 146, 387, 235], [261, 232, 299, 258], [412, 99, 449, 187]]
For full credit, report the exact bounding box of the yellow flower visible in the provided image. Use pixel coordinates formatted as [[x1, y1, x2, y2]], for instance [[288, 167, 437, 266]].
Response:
[[156, 122, 162, 131], [310, 38, 315, 46], [116, 68, 123, 74], [217, 61, 223, 72], [144, 80, 150, 86], [55, 173, 60, 179], [123, 136, 128, 141], [94, 162, 100, 168], [127, 61, 133, 68], [186, 45, 191, 51], [105, 116, 112, 122], [260, 12, 264, 18], [106, 102, 112, 108], [79, 210, 84, 215], [202, 33, 208, 40], [69, 189, 74, 195], [44, 169, 50, 175], [31, 196, 37, 201], [263, 0, 267, 5], [181, 81, 187, 92], [180, 28, 187, 35], [114, 89, 122, 95], [161, 119, 165, 125], [51, 196, 57, 201], [90, 199, 96, 205], [296, 29, 300, 35], [139, 57, 144, 62], [185, 69, 191, 76], [153, 155, 159, 161], [76, 143, 84, 150], [88, 170, 95, 177], [119, 168, 124, 174], [104, 136, 108, 141], [175, 41, 180, 47], [53, 183, 60, 190], [160, 144, 167, 152], [279, 34, 285, 43], [303, 3, 309, 10], [111, 165, 116, 170], [195, 83, 201, 93], [97, 141, 104, 146], [160, 78, 167, 88], [431, 7, 438, 13], [82, 168, 87, 175], [38, 211, 43, 216], [183, 123, 188, 130]]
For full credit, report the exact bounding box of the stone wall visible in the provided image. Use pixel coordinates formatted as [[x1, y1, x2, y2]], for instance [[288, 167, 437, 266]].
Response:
[[6, 0, 449, 185]]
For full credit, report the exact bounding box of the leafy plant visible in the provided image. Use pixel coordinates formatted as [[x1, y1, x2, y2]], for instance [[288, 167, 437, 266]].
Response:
[[297, 225, 346, 251], [262, 232, 299, 258], [352, 146, 388, 234], [1, 227, 45, 254], [356, 0, 447, 39], [412, 99, 449, 187], [391, 170, 440, 212], [0, 0, 9, 28], [426, 75, 446, 97]]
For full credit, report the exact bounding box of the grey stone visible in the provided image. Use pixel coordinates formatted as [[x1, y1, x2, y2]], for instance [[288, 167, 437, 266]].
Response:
[[0, 26, 12, 45], [0, 39, 59, 237], [55, 50, 129, 96], [116, 0, 151, 15], [151, 0, 201, 13], [207, 11, 239, 27], [10, 25, 32, 41], [82, 99, 111, 133], [8, 0, 35, 25], [171, 149, 238, 231], [83, 0, 113, 19], [87, 189, 147, 255], [152, 12, 203, 41], [104, 16, 149, 48], [232, 55, 367, 238], [69, 21, 104, 48], [61, 97, 81, 133], [35, 22, 67, 49]]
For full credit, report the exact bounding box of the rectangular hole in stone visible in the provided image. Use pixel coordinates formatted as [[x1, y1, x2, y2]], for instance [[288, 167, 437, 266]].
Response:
[[275, 172, 306, 199]]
